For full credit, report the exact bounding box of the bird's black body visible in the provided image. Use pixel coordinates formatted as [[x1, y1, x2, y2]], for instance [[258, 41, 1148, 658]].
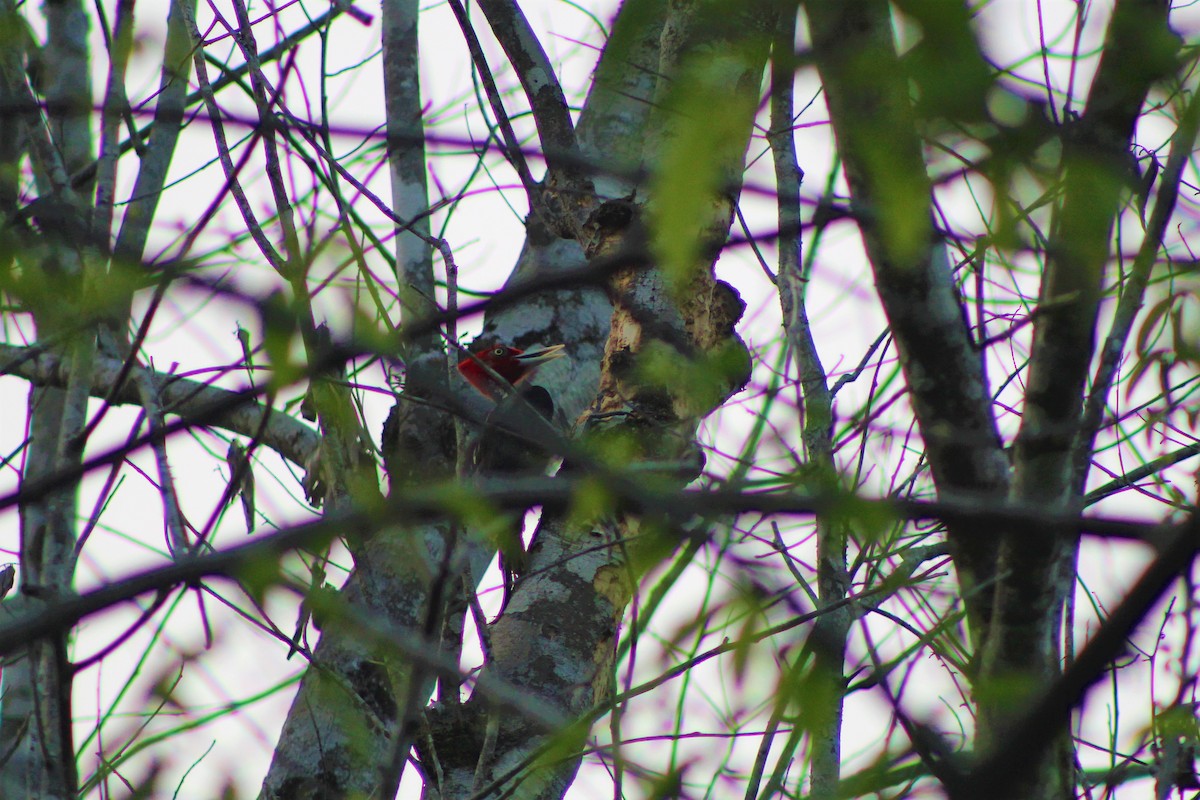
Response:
[[469, 382, 563, 610]]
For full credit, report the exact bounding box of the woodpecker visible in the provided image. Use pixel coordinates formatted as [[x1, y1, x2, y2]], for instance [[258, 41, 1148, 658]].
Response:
[[457, 343, 566, 608], [457, 343, 566, 401], [458, 343, 566, 471]]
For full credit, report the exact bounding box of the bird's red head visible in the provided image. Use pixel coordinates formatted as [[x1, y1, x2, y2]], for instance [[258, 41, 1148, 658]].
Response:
[[457, 343, 566, 400]]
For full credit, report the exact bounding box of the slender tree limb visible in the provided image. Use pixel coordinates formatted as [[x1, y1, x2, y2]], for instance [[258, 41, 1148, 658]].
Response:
[[1073, 75, 1200, 491], [43, 0, 92, 178], [968, 514, 1200, 800], [91, 0, 135, 243], [804, 0, 1009, 631], [131, 369, 189, 555], [179, 0, 286, 272], [0, 517, 569, 736], [1086, 442, 1200, 506], [65, 0, 370, 193], [226, 0, 304, 272], [768, 5, 847, 795], [1011, 0, 1175, 514], [381, 0, 442, 369], [446, 0, 540, 212], [2, 0, 97, 793], [473, 0, 584, 183], [0, 342, 319, 469], [989, 6, 1177, 792], [113, 0, 197, 266], [0, 470, 1189, 659]]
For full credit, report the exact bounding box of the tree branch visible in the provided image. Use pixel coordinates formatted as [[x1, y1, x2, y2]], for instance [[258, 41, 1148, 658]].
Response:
[[804, 0, 1009, 627], [446, 0, 540, 212], [473, 0, 582, 180], [1073, 71, 1200, 490], [0, 342, 319, 468]]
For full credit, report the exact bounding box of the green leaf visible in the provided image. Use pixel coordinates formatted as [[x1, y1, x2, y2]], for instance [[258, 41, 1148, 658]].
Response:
[[568, 476, 616, 530], [233, 551, 285, 607], [259, 290, 303, 390], [635, 340, 752, 415], [649, 45, 762, 291], [894, 0, 993, 122]]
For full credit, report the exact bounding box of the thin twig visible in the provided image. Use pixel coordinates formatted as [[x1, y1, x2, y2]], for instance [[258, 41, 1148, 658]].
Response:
[[1074, 76, 1200, 490], [445, 0, 540, 211]]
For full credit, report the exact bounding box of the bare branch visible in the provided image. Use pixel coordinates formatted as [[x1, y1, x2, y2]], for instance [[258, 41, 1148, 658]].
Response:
[[805, 0, 1009, 624], [446, 0, 541, 210], [113, 0, 198, 266], [0, 343, 319, 468], [473, 0, 583, 178], [1074, 74, 1200, 490]]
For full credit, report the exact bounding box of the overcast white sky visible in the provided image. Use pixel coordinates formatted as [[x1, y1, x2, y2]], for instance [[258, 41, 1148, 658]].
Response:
[[2, 0, 1199, 797]]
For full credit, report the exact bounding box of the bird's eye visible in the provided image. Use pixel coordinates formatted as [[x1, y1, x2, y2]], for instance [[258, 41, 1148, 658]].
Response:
[[493, 347, 506, 357]]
